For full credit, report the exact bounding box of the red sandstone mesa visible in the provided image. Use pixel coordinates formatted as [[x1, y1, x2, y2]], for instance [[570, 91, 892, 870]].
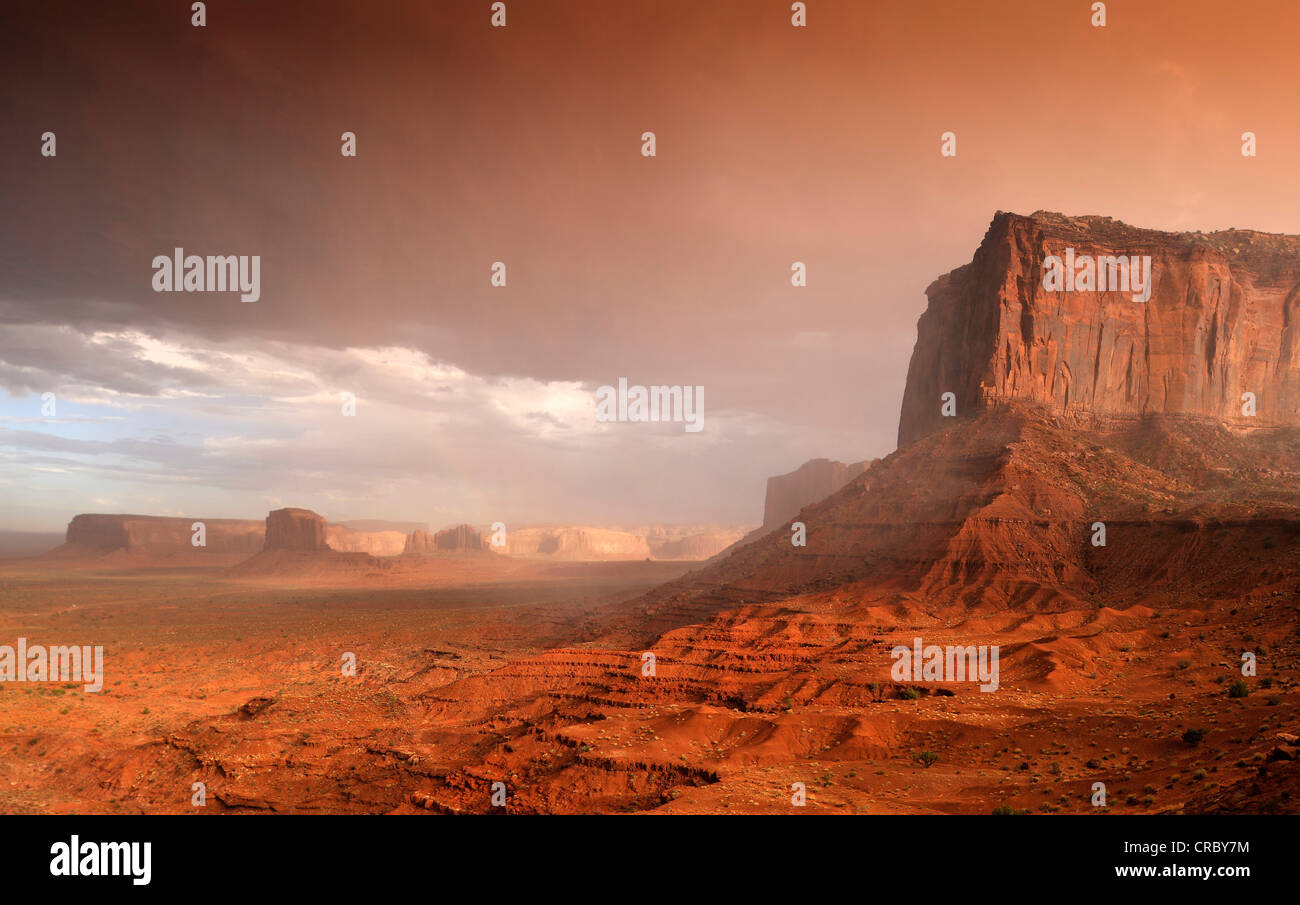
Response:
[[899, 211, 1300, 447], [762, 458, 871, 530], [433, 524, 485, 552], [14, 212, 1300, 816], [263, 508, 330, 552], [403, 524, 486, 555], [56, 514, 263, 558]]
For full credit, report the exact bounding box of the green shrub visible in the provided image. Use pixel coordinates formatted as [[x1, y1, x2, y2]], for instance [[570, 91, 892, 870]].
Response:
[[914, 750, 940, 768]]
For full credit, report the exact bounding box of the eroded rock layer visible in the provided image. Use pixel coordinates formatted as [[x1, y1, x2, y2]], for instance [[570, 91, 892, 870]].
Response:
[[62, 514, 263, 555], [899, 211, 1300, 448], [762, 458, 872, 531], [264, 508, 329, 552]]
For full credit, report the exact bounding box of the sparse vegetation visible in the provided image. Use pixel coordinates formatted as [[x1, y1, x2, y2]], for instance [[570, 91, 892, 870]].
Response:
[[914, 750, 940, 768]]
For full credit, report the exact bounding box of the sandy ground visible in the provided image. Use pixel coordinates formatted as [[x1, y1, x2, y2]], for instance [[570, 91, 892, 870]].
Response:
[[0, 548, 1295, 815]]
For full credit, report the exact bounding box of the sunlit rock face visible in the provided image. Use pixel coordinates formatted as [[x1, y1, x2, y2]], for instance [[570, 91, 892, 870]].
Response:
[[899, 211, 1300, 448], [264, 508, 329, 552]]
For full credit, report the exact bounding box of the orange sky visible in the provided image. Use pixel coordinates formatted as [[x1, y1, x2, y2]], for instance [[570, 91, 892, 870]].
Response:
[[2, 0, 1298, 529]]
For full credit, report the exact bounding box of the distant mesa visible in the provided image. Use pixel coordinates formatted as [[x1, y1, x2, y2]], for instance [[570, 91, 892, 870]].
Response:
[[402, 529, 436, 556], [645, 528, 745, 561], [504, 526, 651, 560], [435, 524, 485, 552], [501, 525, 748, 561], [762, 458, 872, 531], [49, 513, 263, 561], [45, 511, 413, 562], [402, 524, 485, 556], [329, 520, 422, 557], [706, 457, 876, 562], [264, 507, 329, 552], [233, 507, 384, 578], [326, 524, 409, 557], [37, 510, 749, 568]]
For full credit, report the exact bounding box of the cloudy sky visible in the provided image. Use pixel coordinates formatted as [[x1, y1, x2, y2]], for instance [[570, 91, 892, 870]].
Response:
[[2, 0, 1298, 531]]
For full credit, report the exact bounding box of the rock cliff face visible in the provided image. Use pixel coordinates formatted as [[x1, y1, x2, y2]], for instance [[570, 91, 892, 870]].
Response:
[[504, 526, 653, 560], [761, 458, 871, 530], [899, 210, 1300, 448], [645, 528, 749, 560], [497, 526, 749, 561], [264, 508, 329, 552], [63, 514, 263, 554], [435, 524, 484, 551], [607, 211, 1300, 641], [232, 508, 385, 577], [403, 525, 492, 555], [402, 529, 437, 556], [57, 511, 403, 559], [326, 525, 407, 557]]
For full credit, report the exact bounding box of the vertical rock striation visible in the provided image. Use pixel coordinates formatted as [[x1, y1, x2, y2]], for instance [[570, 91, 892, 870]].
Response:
[[899, 211, 1300, 447], [264, 508, 329, 552]]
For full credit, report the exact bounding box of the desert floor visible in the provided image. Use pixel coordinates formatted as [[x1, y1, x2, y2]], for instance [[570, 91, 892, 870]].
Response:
[[0, 557, 1296, 814]]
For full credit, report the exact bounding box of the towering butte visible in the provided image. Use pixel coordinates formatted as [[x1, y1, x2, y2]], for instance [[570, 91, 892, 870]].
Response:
[[264, 508, 329, 552], [361, 215, 1300, 815], [762, 458, 871, 531], [233, 507, 385, 577], [53, 514, 262, 559], [614, 211, 1300, 634], [403, 524, 486, 555], [142, 213, 1300, 815], [899, 211, 1300, 447], [434, 524, 485, 552]]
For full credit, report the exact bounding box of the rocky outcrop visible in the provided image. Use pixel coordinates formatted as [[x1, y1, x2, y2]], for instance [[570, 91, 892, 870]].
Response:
[[403, 529, 437, 556], [761, 458, 871, 530], [404, 525, 485, 555], [501, 525, 749, 562], [231, 508, 385, 577], [645, 528, 750, 560], [326, 524, 407, 557], [503, 526, 648, 560], [264, 508, 328, 552], [611, 211, 1300, 640], [434, 524, 484, 552], [56, 510, 403, 560], [899, 210, 1300, 448], [61, 514, 264, 555]]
